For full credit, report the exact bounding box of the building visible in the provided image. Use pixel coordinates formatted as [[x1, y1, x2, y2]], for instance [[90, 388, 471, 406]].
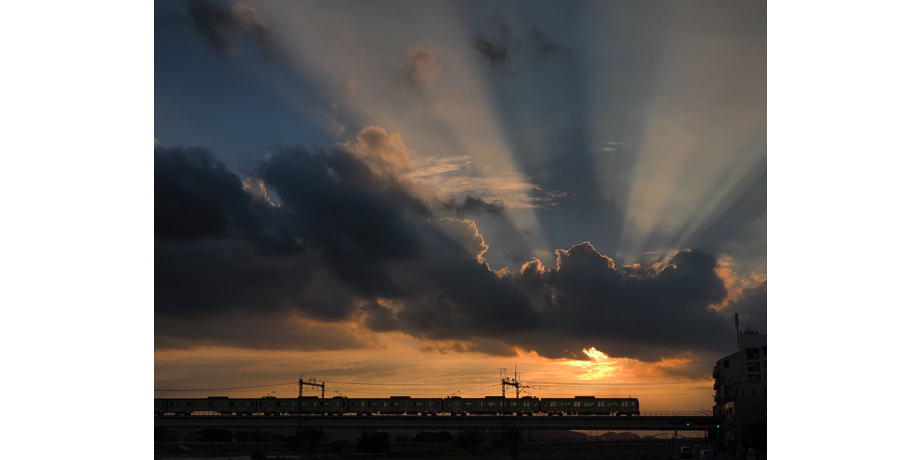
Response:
[[712, 326, 766, 453]]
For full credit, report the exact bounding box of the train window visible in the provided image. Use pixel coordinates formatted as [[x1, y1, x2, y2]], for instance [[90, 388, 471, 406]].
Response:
[[510, 402, 518, 407], [370, 402, 378, 406], [414, 402, 423, 407], [584, 402, 595, 407], [187, 402, 193, 407], [169, 402, 174, 406], [464, 402, 473, 407], [487, 402, 498, 407], [229, 402, 236, 407], [574, 402, 580, 407]]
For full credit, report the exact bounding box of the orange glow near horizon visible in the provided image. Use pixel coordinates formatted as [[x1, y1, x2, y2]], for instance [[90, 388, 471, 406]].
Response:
[[155, 332, 715, 411]]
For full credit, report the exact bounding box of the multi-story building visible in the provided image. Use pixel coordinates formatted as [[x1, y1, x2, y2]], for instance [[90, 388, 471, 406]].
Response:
[[712, 327, 766, 453]]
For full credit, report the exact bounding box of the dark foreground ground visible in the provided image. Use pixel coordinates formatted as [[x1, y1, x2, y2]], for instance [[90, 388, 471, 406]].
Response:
[[154, 440, 760, 460]]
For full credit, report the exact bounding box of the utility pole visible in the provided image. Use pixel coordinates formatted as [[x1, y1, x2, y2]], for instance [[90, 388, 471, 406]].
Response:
[[500, 366, 528, 398], [299, 377, 325, 399]]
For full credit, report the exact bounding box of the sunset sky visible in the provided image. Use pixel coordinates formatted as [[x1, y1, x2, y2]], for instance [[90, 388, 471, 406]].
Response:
[[153, 0, 766, 412]]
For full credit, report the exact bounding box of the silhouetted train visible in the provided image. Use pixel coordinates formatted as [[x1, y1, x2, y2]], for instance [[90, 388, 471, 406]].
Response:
[[154, 395, 639, 416]]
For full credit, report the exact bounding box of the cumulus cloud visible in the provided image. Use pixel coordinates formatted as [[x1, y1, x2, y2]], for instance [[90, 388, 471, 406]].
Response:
[[342, 125, 414, 171], [503, 243, 735, 361], [398, 48, 441, 92], [185, 0, 282, 60], [434, 218, 490, 263]]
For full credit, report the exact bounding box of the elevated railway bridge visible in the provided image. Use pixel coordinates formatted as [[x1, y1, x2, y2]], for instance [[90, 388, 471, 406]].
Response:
[[155, 412, 723, 431], [156, 412, 724, 459]]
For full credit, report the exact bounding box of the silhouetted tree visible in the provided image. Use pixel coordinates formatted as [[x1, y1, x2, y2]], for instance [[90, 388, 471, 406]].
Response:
[[456, 430, 483, 453], [201, 428, 233, 442], [327, 439, 350, 455], [356, 432, 390, 453], [437, 431, 453, 443]]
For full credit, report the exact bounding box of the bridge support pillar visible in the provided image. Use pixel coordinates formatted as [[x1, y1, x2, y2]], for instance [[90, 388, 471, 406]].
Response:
[[503, 430, 521, 460], [298, 428, 322, 460]]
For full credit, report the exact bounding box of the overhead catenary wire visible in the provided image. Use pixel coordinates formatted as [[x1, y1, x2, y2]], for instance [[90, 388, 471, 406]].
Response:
[[155, 381, 298, 392], [155, 378, 709, 394]]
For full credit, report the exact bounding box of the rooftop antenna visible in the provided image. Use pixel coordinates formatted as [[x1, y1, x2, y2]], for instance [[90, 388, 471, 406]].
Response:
[[734, 313, 740, 348]]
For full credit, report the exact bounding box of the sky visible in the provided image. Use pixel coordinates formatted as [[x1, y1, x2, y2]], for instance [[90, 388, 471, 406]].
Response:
[[153, 0, 766, 412], [9, 2, 920, 459]]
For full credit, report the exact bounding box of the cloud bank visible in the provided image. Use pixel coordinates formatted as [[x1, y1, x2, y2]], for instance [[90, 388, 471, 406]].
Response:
[[155, 132, 762, 361]]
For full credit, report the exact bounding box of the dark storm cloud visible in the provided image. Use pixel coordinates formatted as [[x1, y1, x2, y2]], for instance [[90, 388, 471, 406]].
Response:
[[256, 145, 428, 297], [155, 311, 371, 351], [156, 141, 745, 361], [184, 0, 283, 61], [504, 243, 734, 361], [155, 146, 251, 240], [154, 146, 364, 325], [156, 143, 538, 350]]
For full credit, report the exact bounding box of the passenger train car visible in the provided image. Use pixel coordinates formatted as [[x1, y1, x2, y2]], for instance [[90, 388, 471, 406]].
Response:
[[155, 395, 639, 416]]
